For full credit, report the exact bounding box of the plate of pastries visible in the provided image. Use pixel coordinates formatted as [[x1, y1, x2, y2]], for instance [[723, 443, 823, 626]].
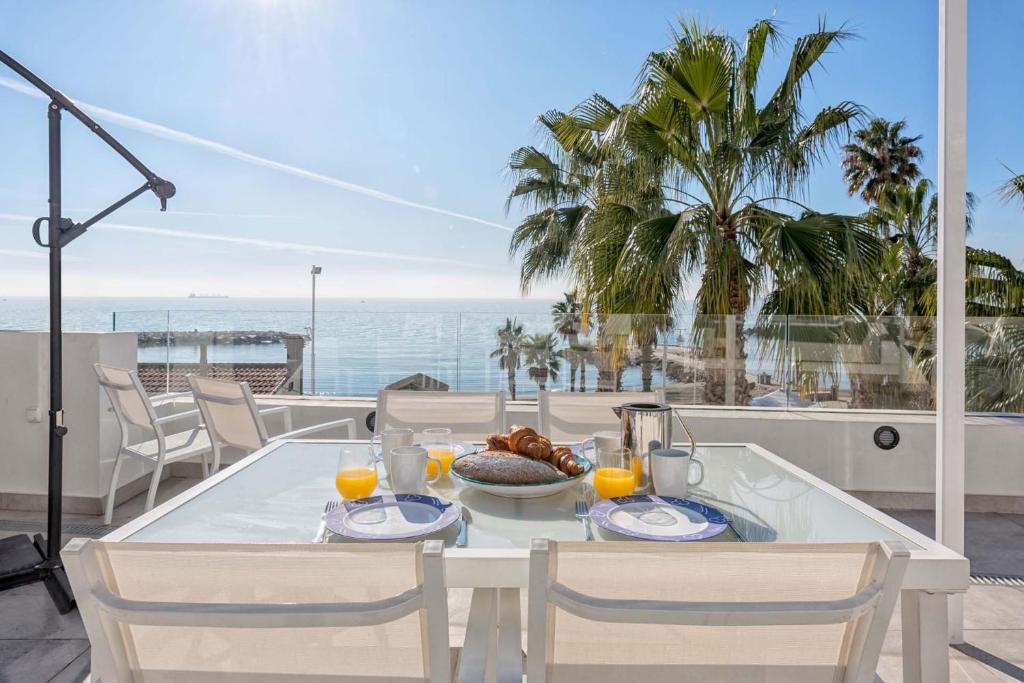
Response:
[[451, 425, 591, 498]]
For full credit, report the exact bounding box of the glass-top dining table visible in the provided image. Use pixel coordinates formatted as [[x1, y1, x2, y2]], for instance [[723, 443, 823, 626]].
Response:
[[104, 440, 968, 683]]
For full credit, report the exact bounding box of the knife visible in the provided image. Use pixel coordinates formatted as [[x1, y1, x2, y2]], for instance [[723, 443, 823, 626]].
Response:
[[456, 506, 470, 547]]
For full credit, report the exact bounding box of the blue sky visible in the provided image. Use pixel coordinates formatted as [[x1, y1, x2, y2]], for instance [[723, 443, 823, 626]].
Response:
[[1, 0, 1022, 299]]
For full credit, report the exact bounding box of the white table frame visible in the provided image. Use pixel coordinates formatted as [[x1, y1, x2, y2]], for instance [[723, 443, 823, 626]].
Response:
[[102, 440, 969, 683]]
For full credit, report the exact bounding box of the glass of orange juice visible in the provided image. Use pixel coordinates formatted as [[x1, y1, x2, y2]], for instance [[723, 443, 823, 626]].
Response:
[[421, 427, 455, 477], [593, 446, 636, 499], [335, 445, 380, 500]]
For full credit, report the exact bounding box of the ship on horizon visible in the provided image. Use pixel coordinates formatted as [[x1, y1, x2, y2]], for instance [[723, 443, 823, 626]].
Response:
[[188, 292, 229, 299]]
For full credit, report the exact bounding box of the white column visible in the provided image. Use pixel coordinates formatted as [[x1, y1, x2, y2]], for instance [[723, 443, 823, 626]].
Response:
[[937, 0, 967, 644]]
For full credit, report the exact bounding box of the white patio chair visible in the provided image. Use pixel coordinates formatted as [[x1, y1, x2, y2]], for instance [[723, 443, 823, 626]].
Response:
[[527, 539, 909, 683], [188, 374, 355, 472], [94, 364, 213, 525], [537, 390, 663, 442], [375, 390, 505, 441], [62, 539, 453, 682]]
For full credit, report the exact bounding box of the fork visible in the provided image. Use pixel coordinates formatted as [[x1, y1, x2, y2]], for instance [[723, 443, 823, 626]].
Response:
[[314, 500, 339, 543], [574, 498, 593, 541]]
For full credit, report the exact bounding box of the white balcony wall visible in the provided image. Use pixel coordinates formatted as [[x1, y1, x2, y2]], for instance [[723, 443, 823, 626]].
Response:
[[1, 331, 1021, 512], [0, 331, 140, 511]]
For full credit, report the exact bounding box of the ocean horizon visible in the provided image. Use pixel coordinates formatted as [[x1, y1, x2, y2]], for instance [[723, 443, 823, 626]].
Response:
[[1, 296, 686, 397]]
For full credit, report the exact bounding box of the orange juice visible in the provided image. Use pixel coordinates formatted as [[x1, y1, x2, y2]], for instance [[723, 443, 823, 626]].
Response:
[[630, 454, 645, 483], [426, 448, 456, 477], [593, 467, 636, 499], [335, 467, 378, 500]]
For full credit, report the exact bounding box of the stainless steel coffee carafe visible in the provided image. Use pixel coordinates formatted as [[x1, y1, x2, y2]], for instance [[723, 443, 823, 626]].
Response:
[[611, 402, 672, 493]]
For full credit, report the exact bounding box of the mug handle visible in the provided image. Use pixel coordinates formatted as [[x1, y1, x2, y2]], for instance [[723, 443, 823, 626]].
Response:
[[425, 454, 443, 484], [370, 446, 390, 478], [688, 458, 704, 486]]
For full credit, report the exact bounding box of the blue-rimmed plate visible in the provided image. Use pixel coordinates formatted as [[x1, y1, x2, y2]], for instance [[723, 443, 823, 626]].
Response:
[[324, 494, 459, 541], [589, 495, 728, 541]]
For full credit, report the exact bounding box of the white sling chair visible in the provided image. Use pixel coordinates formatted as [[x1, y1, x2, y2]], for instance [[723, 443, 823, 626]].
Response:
[[537, 390, 664, 442], [62, 539, 453, 682], [188, 374, 355, 471], [94, 364, 213, 525], [527, 539, 909, 683], [375, 390, 505, 441]]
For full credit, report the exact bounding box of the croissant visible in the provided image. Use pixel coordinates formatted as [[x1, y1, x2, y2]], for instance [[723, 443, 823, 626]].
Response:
[[508, 425, 552, 461], [507, 423, 540, 450], [550, 445, 585, 476], [486, 433, 511, 451], [503, 425, 582, 475]]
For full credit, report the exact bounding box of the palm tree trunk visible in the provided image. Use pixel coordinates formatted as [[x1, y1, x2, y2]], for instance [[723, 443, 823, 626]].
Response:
[[640, 341, 655, 392], [579, 360, 588, 392], [730, 317, 751, 405], [507, 369, 517, 401], [597, 354, 615, 392], [702, 241, 752, 406], [568, 332, 580, 391]]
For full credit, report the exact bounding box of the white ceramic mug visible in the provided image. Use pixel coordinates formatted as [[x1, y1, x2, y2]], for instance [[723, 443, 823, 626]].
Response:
[[650, 448, 704, 499], [388, 446, 442, 494], [378, 428, 414, 487], [591, 430, 622, 456]]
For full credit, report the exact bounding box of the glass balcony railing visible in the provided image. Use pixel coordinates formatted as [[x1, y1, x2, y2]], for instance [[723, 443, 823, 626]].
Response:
[[109, 309, 1024, 415]]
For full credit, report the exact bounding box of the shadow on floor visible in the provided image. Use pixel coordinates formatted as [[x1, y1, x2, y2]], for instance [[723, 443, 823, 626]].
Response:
[[953, 643, 1024, 681]]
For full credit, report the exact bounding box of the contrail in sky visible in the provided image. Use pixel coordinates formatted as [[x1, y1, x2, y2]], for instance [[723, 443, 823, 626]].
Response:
[[121, 208, 303, 220], [0, 213, 482, 268], [0, 76, 513, 233], [0, 247, 82, 262]]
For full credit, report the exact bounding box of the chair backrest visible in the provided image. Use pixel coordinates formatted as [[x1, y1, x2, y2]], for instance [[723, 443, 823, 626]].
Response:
[[538, 390, 663, 442], [376, 390, 505, 441], [188, 374, 267, 452], [62, 539, 452, 683], [94, 364, 158, 432], [527, 539, 908, 683]]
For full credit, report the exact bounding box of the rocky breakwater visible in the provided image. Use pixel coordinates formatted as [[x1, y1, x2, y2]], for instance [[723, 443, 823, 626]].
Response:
[[135, 330, 307, 347]]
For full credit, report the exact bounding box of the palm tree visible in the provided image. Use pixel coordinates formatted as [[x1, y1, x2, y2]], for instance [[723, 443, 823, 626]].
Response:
[[578, 18, 878, 405], [998, 166, 1024, 210], [870, 179, 940, 317], [524, 332, 561, 392], [491, 318, 526, 400], [507, 97, 668, 392], [867, 180, 987, 317], [551, 291, 586, 390], [505, 105, 603, 291], [633, 314, 673, 392], [842, 118, 923, 204], [565, 340, 594, 392]]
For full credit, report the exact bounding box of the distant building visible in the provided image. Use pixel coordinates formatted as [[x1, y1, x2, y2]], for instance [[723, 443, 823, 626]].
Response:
[[385, 373, 450, 392]]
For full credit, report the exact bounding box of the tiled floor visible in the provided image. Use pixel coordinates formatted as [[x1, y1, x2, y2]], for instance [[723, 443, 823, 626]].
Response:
[[2, 479, 1023, 682]]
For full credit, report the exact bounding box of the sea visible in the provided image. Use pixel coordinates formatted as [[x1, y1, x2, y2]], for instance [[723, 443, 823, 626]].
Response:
[[0, 297, 681, 397]]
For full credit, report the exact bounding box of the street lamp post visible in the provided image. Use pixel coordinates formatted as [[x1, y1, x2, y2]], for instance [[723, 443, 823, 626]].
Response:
[[310, 266, 322, 394]]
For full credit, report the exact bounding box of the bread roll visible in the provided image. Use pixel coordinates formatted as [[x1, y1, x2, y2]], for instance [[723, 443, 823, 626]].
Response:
[[453, 450, 567, 484]]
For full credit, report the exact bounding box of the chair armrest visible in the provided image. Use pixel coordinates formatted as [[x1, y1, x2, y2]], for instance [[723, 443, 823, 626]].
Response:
[[268, 418, 356, 441], [259, 405, 293, 432], [150, 391, 192, 403], [259, 406, 290, 416], [152, 409, 201, 426]]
